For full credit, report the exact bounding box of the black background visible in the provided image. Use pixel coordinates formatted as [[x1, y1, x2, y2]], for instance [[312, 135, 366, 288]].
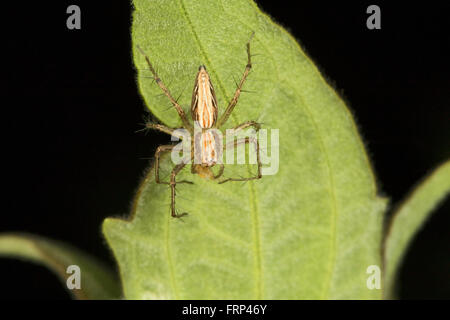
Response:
[[1, 1, 449, 299]]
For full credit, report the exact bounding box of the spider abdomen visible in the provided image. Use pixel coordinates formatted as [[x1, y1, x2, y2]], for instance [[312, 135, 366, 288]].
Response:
[[198, 131, 217, 167]]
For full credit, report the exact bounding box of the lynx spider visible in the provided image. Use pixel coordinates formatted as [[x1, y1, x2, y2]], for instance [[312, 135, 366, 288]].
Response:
[[138, 33, 262, 218]]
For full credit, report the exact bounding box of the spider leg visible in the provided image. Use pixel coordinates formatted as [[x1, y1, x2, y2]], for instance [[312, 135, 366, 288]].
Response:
[[214, 164, 225, 179], [145, 122, 185, 139], [230, 120, 261, 135], [137, 46, 193, 132], [169, 162, 190, 218], [218, 137, 262, 184], [216, 32, 254, 128], [154, 145, 193, 185], [213, 121, 260, 180]]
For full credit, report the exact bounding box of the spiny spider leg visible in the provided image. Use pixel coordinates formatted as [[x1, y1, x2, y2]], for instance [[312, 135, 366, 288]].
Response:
[[216, 32, 254, 128], [213, 120, 260, 180], [214, 164, 225, 179], [218, 136, 262, 184], [169, 162, 190, 218], [137, 46, 193, 132], [145, 122, 185, 139], [230, 120, 261, 134], [154, 145, 193, 185]]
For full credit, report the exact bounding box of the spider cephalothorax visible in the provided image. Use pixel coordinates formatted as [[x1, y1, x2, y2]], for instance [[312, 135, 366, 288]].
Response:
[[138, 33, 262, 218]]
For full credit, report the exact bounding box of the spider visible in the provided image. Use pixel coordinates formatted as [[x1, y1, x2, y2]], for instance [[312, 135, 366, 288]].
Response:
[[137, 33, 262, 218]]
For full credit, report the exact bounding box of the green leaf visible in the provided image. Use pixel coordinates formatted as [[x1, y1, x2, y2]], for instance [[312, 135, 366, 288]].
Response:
[[103, 0, 387, 299], [383, 160, 450, 298], [0, 233, 120, 299]]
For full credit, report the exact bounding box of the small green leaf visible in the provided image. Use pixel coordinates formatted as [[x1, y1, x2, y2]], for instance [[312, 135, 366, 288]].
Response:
[[0, 233, 120, 299], [103, 0, 387, 299], [383, 160, 450, 298]]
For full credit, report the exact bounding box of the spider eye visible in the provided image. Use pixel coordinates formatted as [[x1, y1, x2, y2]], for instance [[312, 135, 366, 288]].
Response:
[[198, 65, 206, 71]]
